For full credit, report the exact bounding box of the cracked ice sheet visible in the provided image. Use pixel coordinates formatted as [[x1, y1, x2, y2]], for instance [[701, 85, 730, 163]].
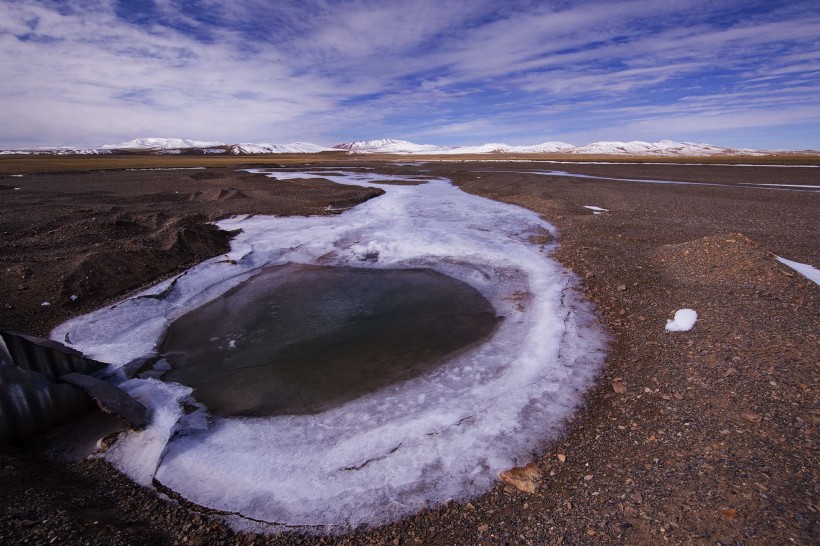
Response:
[[52, 169, 607, 531]]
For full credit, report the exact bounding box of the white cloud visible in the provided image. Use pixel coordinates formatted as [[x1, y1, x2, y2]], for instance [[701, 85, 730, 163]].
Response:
[[0, 0, 818, 148]]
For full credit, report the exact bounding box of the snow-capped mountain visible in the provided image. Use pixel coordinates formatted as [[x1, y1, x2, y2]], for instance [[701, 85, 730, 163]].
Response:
[[0, 138, 340, 155], [98, 138, 337, 154], [100, 137, 226, 150], [228, 142, 336, 154], [333, 138, 764, 156], [0, 137, 776, 156], [505, 142, 577, 153], [571, 139, 757, 155], [0, 146, 111, 155], [332, 139, 577, 154], [333, 139, 446, 154]]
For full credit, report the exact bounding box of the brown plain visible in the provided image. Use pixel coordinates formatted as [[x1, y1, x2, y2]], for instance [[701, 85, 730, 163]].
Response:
[[0, 153, 817, 545]]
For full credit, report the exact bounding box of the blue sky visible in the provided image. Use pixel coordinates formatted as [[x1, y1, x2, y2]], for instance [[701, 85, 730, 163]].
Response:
[[0, 0, 818, 149]]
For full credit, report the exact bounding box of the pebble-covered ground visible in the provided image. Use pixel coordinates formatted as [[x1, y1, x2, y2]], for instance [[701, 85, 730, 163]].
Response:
[[0, 159, 817, 545]]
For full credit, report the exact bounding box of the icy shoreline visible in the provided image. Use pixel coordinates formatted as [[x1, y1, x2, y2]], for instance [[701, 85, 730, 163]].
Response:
[[52, 169, 608, 531]]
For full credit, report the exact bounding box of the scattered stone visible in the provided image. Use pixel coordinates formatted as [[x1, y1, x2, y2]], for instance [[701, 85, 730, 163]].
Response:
[[740, 411, 762, 423], [499, 463, 542, 493], [719, 508, 737, 520], [617, 284, 627, 291], [557, 453, 567, 463], [477, 523, 489, 533], [612, 381, 627, 394], [529, 234, 554, 245]]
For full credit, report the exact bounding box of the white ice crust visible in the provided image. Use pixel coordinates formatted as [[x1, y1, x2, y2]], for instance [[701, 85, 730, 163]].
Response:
[[776, 256, 820, 285], [665, 309, 698, 332], [52, 169, 607, 531]]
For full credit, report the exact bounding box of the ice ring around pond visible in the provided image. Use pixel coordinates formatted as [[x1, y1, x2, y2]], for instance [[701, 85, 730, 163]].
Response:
[[53, 169, 607, 532]]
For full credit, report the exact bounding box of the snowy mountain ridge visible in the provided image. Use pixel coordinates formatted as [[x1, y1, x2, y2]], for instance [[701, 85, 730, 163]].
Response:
[[333, 138, 763, 156], [0, 137, 783, 156], [0, 138, 337, 155], [331, 139, 578, 154], [229, 142, 336, 154], [100, 137, 227, 150]]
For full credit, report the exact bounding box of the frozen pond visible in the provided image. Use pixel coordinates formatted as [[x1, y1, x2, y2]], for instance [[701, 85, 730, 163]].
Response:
[[156, 263, 499, 417], [53, 168, 607, 532]]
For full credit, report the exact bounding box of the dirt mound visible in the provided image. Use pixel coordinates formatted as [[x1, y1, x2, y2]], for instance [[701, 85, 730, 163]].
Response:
[[62, 248, 171, 301], [61, 217, 231, 302], [187, 188, 249, 202], [157, 216, 235, 255], [189, 170, 226, 180], [652, 232, 797, 290], [96, 217, 150, 238], [114, 191, 188, 205]]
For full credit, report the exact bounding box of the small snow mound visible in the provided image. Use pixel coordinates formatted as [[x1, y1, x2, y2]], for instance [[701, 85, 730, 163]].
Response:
[[665, 309, 698, 332]]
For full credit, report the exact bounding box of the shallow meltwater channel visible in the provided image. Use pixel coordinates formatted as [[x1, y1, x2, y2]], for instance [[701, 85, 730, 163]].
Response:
[[158, 264, 499, 417]]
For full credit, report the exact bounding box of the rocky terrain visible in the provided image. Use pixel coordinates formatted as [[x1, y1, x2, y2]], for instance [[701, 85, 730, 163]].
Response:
[[0, 158, 817, 545]]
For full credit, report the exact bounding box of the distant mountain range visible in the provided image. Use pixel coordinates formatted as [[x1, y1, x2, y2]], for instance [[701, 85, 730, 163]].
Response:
[[0, 138, 338, 156], [0, 137, 798, 156], [332, 138, 767, 156]]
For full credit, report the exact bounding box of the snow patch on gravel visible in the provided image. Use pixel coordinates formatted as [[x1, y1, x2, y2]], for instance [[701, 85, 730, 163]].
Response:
[[776, 256, 820, 285], [665, 309, 698, 332]]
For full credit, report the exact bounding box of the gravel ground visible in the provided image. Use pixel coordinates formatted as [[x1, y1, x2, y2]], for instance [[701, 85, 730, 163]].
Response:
[[0, 159, 817, 545]]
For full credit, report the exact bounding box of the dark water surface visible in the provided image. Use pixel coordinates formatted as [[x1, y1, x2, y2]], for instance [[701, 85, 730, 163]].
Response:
[[157, 264, 500, 416]]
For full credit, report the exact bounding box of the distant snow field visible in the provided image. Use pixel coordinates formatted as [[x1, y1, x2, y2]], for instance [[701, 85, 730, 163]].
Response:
[[54, 169, 607, 531]]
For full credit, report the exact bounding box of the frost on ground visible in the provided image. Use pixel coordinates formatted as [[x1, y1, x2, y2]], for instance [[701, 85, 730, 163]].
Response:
[[776, 256, 820, 286], [52, 169, 607, 531], [665, 309, 698, 332]]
